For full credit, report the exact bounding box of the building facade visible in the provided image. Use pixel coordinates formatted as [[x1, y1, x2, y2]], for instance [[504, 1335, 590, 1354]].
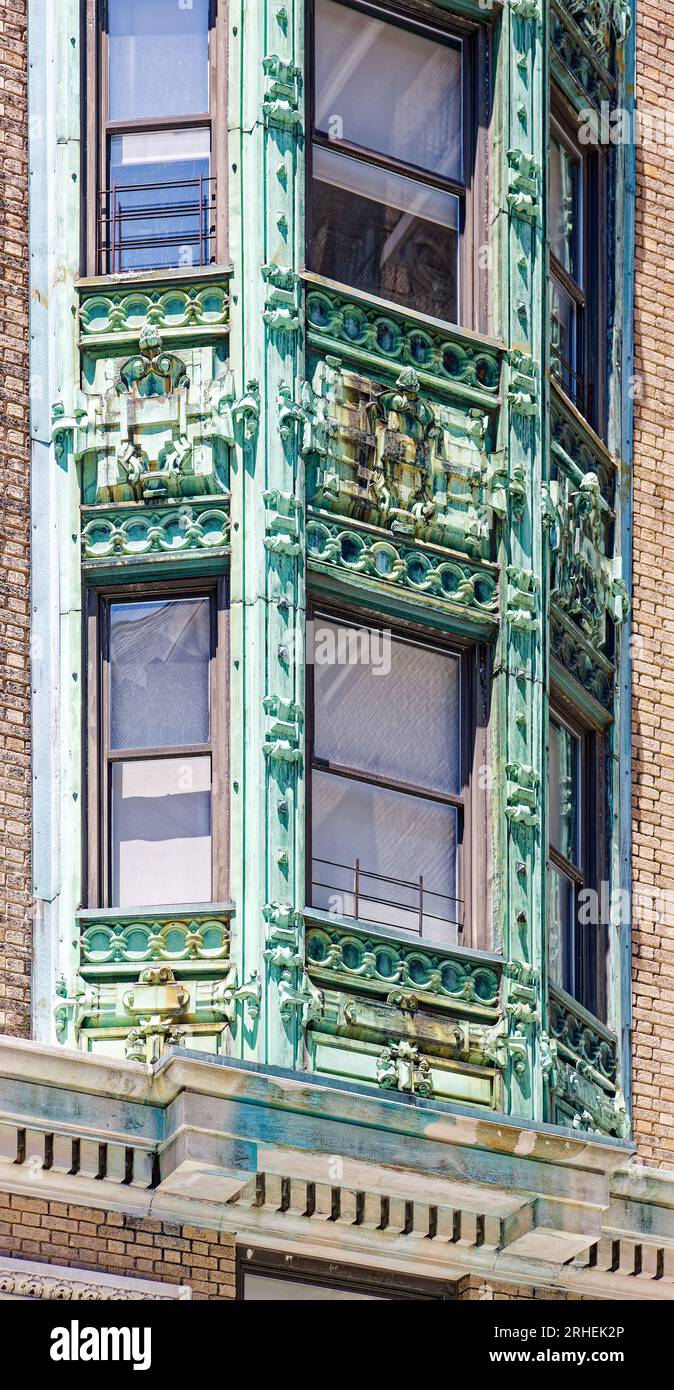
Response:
[[0, 0, 673, 1301]]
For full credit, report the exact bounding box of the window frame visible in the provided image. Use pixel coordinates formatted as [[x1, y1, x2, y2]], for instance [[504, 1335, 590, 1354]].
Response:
[[85, 0, 228, 276], [549, 92, 607, 434], [305, 0, 491, 331], [85, 576, 229, 911], [547, 695, 607, 1020], [236, 1246, 457, 1300], [305, 598, 489, 950]]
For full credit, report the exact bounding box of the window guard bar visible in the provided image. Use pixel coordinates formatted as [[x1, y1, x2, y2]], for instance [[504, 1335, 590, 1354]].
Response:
[[97, 175, 217, 275], [311, 856, 463, 937], [551, 348, 593, 420]]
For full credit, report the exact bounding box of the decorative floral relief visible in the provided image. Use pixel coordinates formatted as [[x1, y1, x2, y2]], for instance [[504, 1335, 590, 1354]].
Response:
[[305, 288, 501, 397], [306, 515, 498, 617]]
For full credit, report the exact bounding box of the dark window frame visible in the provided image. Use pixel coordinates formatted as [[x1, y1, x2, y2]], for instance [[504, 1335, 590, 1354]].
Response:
[[547, 693, 607, 1020], [549, 90, 607, 435], [237, 1246, 457, 1300], [305, 598, 490, 950], [85, 0, 228, 276], [85, 575, 229, 910], [305, 0, 491, 332]]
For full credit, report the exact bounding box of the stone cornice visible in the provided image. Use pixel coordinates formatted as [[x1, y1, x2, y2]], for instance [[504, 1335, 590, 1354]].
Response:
[[0, 1039, 671, 1298]]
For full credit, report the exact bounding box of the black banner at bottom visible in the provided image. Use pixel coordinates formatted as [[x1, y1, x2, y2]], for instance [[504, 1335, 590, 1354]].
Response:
[[0, 1292, 669, 1375]]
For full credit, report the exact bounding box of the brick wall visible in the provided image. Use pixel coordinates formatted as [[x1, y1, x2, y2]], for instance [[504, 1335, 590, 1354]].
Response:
[[632, 0, 674, 1166], [0, 1193, 236, 1299], [0, 0, 30, 1038]]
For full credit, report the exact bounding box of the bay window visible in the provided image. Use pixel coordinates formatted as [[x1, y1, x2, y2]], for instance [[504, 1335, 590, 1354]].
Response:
[[89, 0, 226, 274], [308, 611, 486, 946], [307, 0, 486, 327], [86, 584, 228, 909]]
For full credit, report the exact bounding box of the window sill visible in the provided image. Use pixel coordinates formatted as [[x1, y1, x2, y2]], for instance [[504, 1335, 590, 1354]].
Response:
[[76, 263, 233, 294]]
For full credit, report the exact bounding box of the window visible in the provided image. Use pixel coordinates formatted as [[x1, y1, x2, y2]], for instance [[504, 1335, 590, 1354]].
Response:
[[238, 1248, 455, 1299], [307, 611, 485, 946], [549, 100, 606, 433], [307, 0, 486, 326], [547, 708, 606, 1018], [89, 0, 226, 274], [86, 584, 228, 909]]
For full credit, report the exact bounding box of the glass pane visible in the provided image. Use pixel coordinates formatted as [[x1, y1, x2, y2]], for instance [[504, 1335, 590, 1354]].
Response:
[[111, 756, 211, 908], [107, 129, 213, 274], [110, 597, 210, 750], [310, 145, 459, 321], [108, 0, 210, 121], [548, 862, 576, 997], [550, 133, 582, 283], [550, 274, 579, 397], [311, 770, 460, 944], [315, 0, 463, 182], [549, 718, 581, 866], [313, 620, 460, 795]]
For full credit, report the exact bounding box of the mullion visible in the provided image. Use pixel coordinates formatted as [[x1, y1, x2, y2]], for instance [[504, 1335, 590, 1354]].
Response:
[[105, 115, 211, 137], [107, 744, 212, 764], [311, 132, 466, 201], [549, 843, 584, 890], [312, 756, 463, 809]]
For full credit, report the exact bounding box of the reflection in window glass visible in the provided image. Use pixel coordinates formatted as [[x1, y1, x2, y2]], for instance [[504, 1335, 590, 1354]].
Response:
[[310, 0, 465, 322], [315, 0, 463, 181], [547, 861, 576, 997], [550, 135, 582, 283], [111, 756, 211, 909], [311, 147, 459, 321], [108, 0, 210, 121], [110, 597, 211, 750], [549, 718, 580, 866], [550, 277, 578, 395]]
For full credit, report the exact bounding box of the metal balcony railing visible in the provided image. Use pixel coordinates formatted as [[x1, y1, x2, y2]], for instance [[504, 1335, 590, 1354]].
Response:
[[311, 856, 463, 939], [97, 176, 217, 275], [551, 348, 593, 422]]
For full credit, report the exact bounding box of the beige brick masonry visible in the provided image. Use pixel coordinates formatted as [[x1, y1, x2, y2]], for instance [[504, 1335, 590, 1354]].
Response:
[[633, 0, 674, 1167], [0, 1193, 236, 1300], [0, 0, 30, 1038]]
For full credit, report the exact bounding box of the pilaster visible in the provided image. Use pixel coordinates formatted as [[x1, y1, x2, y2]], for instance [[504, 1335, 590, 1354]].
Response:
[[496, 0, 547, 1119], [228, 0, 307, 1068]]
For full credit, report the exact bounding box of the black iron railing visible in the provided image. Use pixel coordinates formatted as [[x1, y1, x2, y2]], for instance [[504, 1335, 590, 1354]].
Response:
[[311, 856, 463, 938], [98, 176, 217, 275], [551, 348, 593, 422]]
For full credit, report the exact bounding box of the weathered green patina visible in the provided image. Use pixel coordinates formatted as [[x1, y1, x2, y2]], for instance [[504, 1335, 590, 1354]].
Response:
[[33, 0, 634, 1142]]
